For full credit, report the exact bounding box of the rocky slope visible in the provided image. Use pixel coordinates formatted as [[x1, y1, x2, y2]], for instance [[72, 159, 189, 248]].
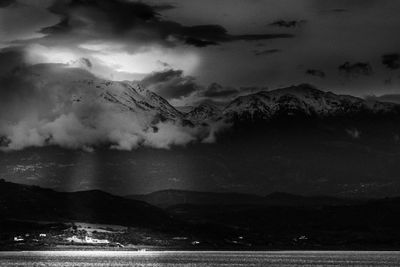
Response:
[[185, 103, 222, 123], [222, 84, 399, 122], [0, 179, 173, 227], [19, 65, 400, 126]]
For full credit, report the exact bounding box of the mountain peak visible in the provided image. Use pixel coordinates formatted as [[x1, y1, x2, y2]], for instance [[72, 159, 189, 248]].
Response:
[[223, 84, 400, 122], [185, 102, 222, 122], [257, 83, 331, 99]]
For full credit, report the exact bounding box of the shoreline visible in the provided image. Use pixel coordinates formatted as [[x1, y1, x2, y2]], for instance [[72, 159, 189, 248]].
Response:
[[2, 249, 400, 253]]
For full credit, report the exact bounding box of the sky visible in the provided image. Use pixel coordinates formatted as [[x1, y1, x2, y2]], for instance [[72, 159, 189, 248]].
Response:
[[1, 0, 400, 107], [1, 0, 400, 151], [2, 0, 400, 195]]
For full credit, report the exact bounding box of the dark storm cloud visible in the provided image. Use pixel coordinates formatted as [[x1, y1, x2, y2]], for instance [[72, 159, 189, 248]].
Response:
[[152, 4, 176, 12], [42, 0, 167, 34], [0, 0, 15, 8], [269, 20, 306, 28], [0, 47, 26, 76], [39, 0, 293, 49], [198, 84, 268, 103], [141, 69, 183, 84], [183, 24, 292, 45], [382, 54, 400, 70], [253, 49, 281, 56], [339, 62, 373, 77], [140, 69, 200, 99], [306, 69, 326, 78], [157, 60, 171, 68], [0, 48, 69, 125], [3, 0, 400, 101], [202, 83, 239, 98], [80, 58, 92, 68], [184, 38, 217, 47], [240, 86, 268, 95], [229, 33, 293, 42]]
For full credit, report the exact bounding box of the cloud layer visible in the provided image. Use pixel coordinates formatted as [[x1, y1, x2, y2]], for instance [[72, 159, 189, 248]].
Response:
[[140, 69, 199, 100], [38, 0, 293, 50], [0, 48, 216, 151]]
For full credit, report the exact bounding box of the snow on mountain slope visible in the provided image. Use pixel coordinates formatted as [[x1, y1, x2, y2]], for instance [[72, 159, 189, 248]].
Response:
[[69, 78, 183, 121], [133, 83, 184, 120], [0, 64, 194, 151], [18, 64, 157, 116], [223, 84, 399, 121], [185, 103, 222, 123], [2, 62, 400, 152]]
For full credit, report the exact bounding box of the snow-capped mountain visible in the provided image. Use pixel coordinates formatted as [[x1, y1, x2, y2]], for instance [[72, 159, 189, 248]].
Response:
[[223, 83, 399, 121], [17, 64, 400, 127], [104, 81, 184, 121], [1, 63, 196, 151], [185, 103, 222, 123], [25, 64, 184, 122]]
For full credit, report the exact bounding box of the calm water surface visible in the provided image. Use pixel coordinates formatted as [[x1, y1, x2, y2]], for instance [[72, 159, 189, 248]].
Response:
[[1, 251, 400, 266]]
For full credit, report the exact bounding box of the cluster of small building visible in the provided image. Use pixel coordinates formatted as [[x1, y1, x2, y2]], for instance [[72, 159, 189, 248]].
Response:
[[66, 235, 110, 244], [13, 233, 47, 242], [293, 235, 309, 242]]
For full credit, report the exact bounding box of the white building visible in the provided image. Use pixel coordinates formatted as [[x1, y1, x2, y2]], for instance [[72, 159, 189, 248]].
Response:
[[13, 236, 24, 242], [66, 235, 109, 244]]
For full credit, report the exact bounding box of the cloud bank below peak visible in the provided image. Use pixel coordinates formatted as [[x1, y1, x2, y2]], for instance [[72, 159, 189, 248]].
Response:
[[0, 48, 220, 151]]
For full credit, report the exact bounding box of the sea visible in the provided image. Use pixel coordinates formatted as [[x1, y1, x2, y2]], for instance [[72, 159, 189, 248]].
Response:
[[1, 251, 400, 266]]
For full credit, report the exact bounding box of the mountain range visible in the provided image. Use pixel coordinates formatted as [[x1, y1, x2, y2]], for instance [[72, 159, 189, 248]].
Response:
[[127, 189, 358, 209], [27, 64, 399, 125], [110, 81, 400, 125], [1, 65, 400, 197], [223, 83, 400, 122], [0, 179, 172, 227], [6, 63, 400, 127]]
